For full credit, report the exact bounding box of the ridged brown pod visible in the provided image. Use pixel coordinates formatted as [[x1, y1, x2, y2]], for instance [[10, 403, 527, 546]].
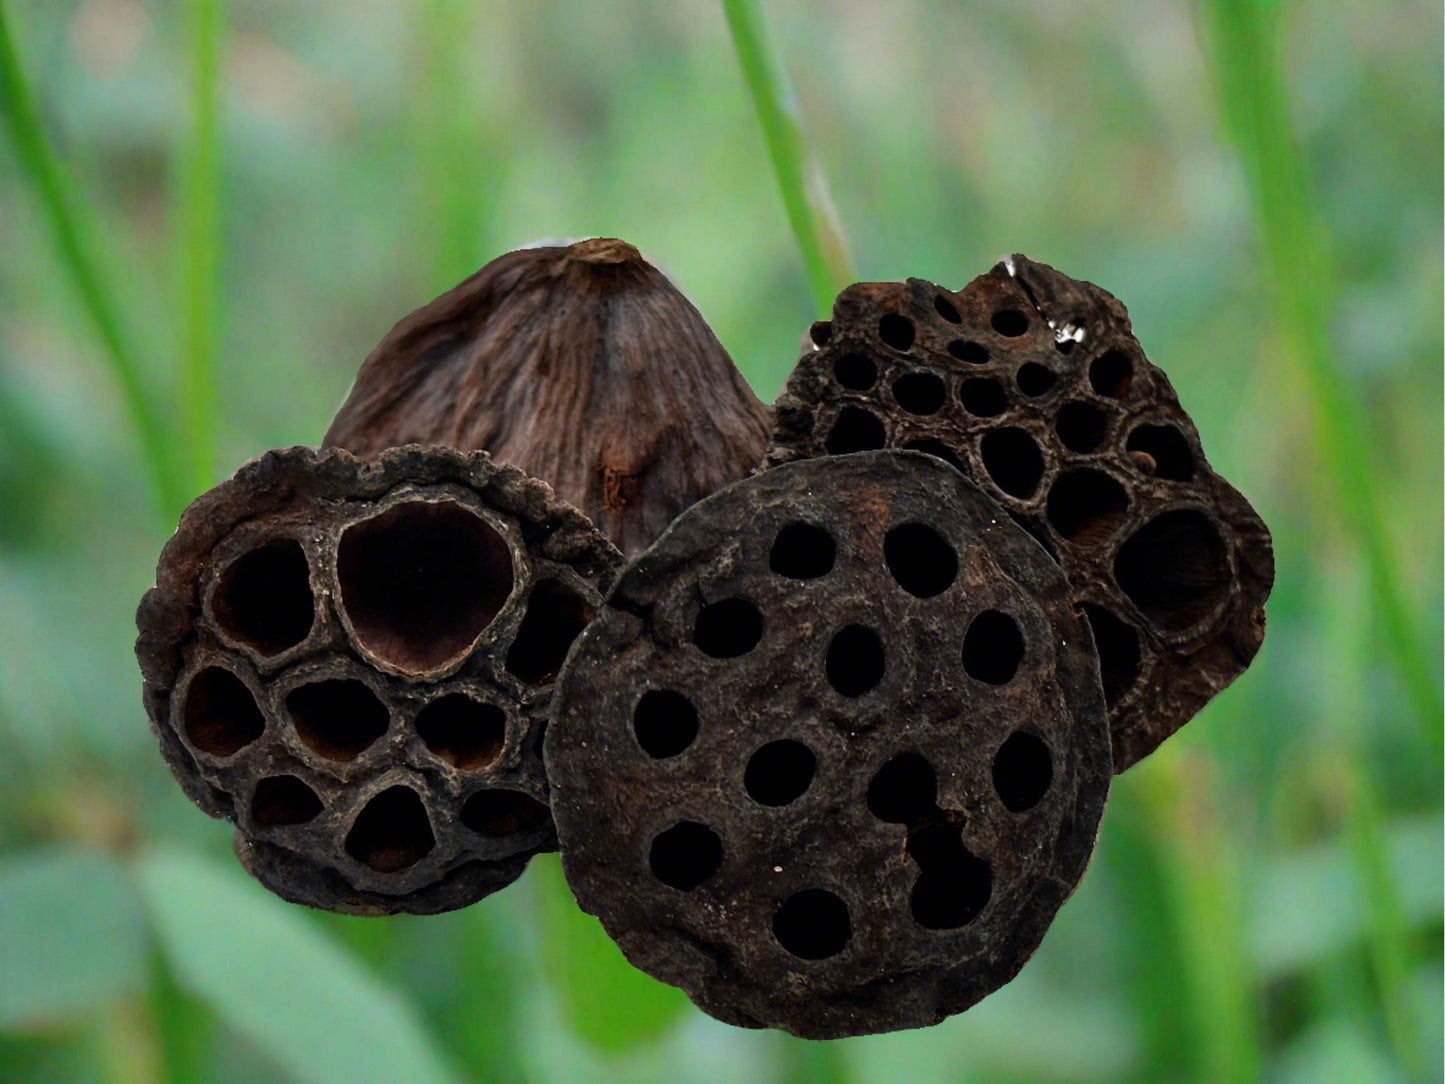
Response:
[[135, 446, 622, 914], [768, 255, 1274, 770], [547, 451, 1111, 1038], [323, 238, 772, 557]]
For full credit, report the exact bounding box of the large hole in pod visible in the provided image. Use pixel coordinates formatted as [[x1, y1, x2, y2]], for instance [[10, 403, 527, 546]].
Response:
[[774, 889, 851, 959], [212, 540, 314, 655], [415, 694, 505, 769], [1114, 510, 1230, 632], [505, 579, 595, 687], [183, 667, 265, 757], [286, 679, 389, 762], [1046, 470, 1130, 545], [649, 821, 723, 891], [991, 731, 1054, 813], [345, 787, 434, 873], [337, 501, 513, 674]]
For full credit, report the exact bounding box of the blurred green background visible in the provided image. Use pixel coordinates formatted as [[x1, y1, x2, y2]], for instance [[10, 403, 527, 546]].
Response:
[[0, 1, 1440, 1082]]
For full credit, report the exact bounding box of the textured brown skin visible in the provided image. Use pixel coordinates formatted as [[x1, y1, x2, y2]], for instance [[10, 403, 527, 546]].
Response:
[[547, 452, 1111, 1038], [769, 255, 1274, 771], [322, 238, 772, 557], [136, 446, 622, 915]]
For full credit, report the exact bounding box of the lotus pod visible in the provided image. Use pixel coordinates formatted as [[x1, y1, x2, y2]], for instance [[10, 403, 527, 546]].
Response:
[[768, 255, 1274, 770], [136, 445, 622, 914], [546, 451, 1111, 1038], [323, 238, 772, 557]]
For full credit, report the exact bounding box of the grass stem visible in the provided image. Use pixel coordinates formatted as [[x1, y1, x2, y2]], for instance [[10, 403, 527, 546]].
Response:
[[176, 0, 223, 494], [0, 1, 187, 520], [721, 0, 854, 315], [1197, 0, 1442, 751]]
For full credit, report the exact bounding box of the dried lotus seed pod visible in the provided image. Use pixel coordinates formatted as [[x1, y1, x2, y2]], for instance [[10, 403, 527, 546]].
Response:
[[769, 254, 1274, 771], [135, 445, 622, 915], [323, 237, 772, 557], [546, 451, 1111, 1038]]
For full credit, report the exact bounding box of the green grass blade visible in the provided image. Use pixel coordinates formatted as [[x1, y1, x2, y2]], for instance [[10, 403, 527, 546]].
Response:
[[721, 0, 854, 315], [0, 1, 186, 520], [1133, 756, 1262, 1084], [175, 0, 223, 493], [1196, 0, 1443, 750]]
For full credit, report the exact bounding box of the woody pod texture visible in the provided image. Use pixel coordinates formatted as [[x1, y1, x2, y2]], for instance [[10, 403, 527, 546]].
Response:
[[137, 242, 1272, 1033]]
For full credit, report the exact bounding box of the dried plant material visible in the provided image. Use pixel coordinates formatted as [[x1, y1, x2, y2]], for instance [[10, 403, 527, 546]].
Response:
[[323, 238, 772, 557], [136, 446, 621, 915], [546, 451, 1111, 1038], [769, 255, 1274, 770]]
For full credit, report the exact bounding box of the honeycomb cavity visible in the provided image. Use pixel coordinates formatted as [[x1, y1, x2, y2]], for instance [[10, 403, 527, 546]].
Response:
[[765, 255, 1274, 770], [136, 445, 622, 915], [546, 452, 1110, 1038]]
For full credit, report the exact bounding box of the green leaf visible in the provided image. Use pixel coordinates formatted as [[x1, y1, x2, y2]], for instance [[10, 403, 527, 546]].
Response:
[[1250, 814, 1443, 980], [134, 846, 459, 1084], [0, 848, 148, 1029], [534, 854, 690, 1053]]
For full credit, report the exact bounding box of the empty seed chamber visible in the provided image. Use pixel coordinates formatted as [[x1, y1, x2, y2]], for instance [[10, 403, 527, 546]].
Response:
[[546, 451, 1111, 1038], [770, 254, 1274, 770], [136, 445, 621, 914]]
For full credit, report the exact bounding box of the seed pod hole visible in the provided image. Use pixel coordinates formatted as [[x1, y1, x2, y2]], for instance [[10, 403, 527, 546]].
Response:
[[774, 889, 851, 960], [832, 353, 877, 391], [980, 428, 1045, 499], [1089, 350, 1133, 398], [770, 523, 836, 580], [908, 823, 992, 930], [991, 731, 1053, 812], [460, 789, 549, 837], [960, 377, 1008, 417], [212, 540, 314, 655], [1079, 603, 1141, 706], [1016, 363, 1058, 397], [991, 309, 1029, 337], [825, 407, 887, 455], [934, 295, 962, 323], [345, 786, 435, 873], [1046, 470, 1130, 544], [810, 321, 833, 346], [337, 501, 513, 674], [251, 775, 323, 827], [286, 679, 389, 762], [693, 597, 764, 658], [1126, 424, 1194, 482], [948, 340, 989, 365], [884, 522, 958, 599], [1056, 400, 1109, 453], [892, 372, 947, 416], [649, 821, 723, 890], [415, 694, 506, 769], [743, 740, 816, 807], [504, 579, 595, 686], [826, 625, 885, 698], [878, 314, 915, 351], [866, 752, 937, 824], [1114, 510, 1230, 632], [183, 667, 265, 757], [962, 611, 1024, 685], [633, 690, 700, 758]]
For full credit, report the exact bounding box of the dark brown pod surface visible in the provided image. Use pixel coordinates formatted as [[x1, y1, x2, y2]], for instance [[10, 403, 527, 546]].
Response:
[[322, 237, 772, 557], [136, 445, 622, 915], [769, 255, 1274, 771], [546, 451, 1110, 1038]]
